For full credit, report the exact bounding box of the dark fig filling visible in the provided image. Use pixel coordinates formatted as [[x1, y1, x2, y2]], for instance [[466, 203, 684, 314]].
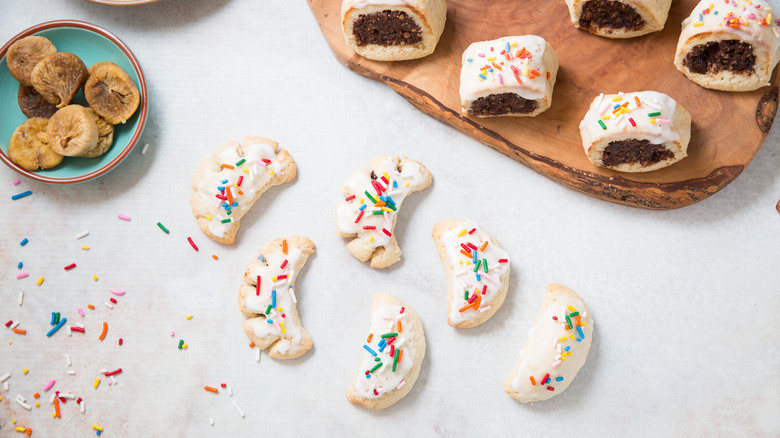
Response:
[[469, 93, 538, 116], [602, 139, 674, 167], [579, 0, 645, 32], [353, 10, 422, 46], [683, 40, 755, 75]]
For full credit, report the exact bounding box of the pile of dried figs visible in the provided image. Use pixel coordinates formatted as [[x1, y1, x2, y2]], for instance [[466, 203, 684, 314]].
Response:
[[5, 35, 140, 171]]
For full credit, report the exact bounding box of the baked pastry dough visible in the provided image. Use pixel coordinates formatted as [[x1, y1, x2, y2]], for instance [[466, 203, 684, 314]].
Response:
[[460, 35, 559, 117], [341, 0, 447, 61], [674, 0, 780, 92], [347, 293, 426, 410], [238, 237, 314, 359], [190, 137, 296, 244], [579, 91, 691, 173], [565, 0, 671, 38], [432, 220, 510, 328], [505, 284, 593, 403], [336, 155, 431, 268]]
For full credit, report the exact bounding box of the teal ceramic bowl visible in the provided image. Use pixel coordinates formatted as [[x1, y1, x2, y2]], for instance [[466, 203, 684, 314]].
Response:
[[0, 20, 147, 184]]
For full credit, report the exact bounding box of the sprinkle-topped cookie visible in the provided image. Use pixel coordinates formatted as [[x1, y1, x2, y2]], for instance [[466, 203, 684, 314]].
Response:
[[675, 0, 780, 91], [505, 284, 593, 403], [238, 237, 314, 359], [433, 220, 511, 328], [347, 293, 426, 410], [336, 155, 431, 268], [579, 91, 691, 173], [190, 137, 296, 244], [459, 35, 559, 117]]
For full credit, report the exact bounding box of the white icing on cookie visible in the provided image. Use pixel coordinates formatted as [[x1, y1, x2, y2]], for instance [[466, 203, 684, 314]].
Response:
[[193, 138, 284, 239], [354, 305, 417, 399], [580, 91, 681, 146], [508, 284, 593, 403], [460, 35, 550, 104], [441, 221, 510, 326], [681, 0, 780, 68], [336, 155, 427, 251], [241, 238, 312, 358]]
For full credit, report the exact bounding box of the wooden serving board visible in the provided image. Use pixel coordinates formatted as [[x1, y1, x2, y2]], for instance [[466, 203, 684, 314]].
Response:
[[308, 0, 779, 209]]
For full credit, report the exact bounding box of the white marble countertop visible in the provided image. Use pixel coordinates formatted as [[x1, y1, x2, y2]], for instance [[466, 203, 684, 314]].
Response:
[[1, 1, 779, 436]]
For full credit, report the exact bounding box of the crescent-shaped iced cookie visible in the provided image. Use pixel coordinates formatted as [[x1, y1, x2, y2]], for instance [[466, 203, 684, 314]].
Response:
[[460, 35, 559, 117], [432, 220, 511, 328], [579, 91, 691, 172], [347, 293, 426, 410], [504, 284, 593, 403], [336, 155, 431, 268], [341, 0, 447, 61], [238, 237, 314, 359], [190, 137, 296, 245], [674, 0, 780, 92], [565, 0, 671, 38]]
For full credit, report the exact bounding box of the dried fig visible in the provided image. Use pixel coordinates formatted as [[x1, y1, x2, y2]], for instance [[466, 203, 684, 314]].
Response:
[[30, 52, 88, 108], [8, 118, 63, 171], [84, 61, 140, 124], [87, 61, 113, 76], [17, 85, 58, 118], [81, 108, 115, 158], [47, 105, 98, 157], [6, 36, 57, 86]]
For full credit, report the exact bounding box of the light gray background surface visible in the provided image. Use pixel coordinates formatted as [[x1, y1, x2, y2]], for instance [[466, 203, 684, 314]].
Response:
[[1, 1, 779, 436]]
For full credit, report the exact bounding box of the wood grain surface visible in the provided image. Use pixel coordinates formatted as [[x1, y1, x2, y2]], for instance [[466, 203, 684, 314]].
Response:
[[308, 0, 779, 209]]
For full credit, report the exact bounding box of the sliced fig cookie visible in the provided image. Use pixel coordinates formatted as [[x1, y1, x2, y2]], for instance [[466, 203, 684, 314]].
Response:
[[8, 118, 63, 171], [30, 52, 88, 108], [17, 85, 58, 119], [47, 105, 99, 157], [6, 36, 57, 86], [84, 61, 140, 124]]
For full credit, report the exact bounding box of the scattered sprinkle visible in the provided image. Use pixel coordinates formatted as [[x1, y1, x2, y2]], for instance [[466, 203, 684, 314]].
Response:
[[11, 190, 32, 200], [157, 222, 170, 234], [76, 230, 89, 239], [19, 238, 29, 246], [117, 214, 131, 221], [141, 143, 150, 154]]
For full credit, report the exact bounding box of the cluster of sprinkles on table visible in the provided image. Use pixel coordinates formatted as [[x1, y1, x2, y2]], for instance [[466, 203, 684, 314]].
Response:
[[347, 293, 426, 410], [190, 136, 296, 245], [432, 220, 511, 328], [504, 283, 594, 403], [3, 205, 133, 436], [336, 155, 431, 268], [579, 90, 692, 172], [675, 0, 780, 92], [459, 35, 559, 118], [238, 236, 315, 360]]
